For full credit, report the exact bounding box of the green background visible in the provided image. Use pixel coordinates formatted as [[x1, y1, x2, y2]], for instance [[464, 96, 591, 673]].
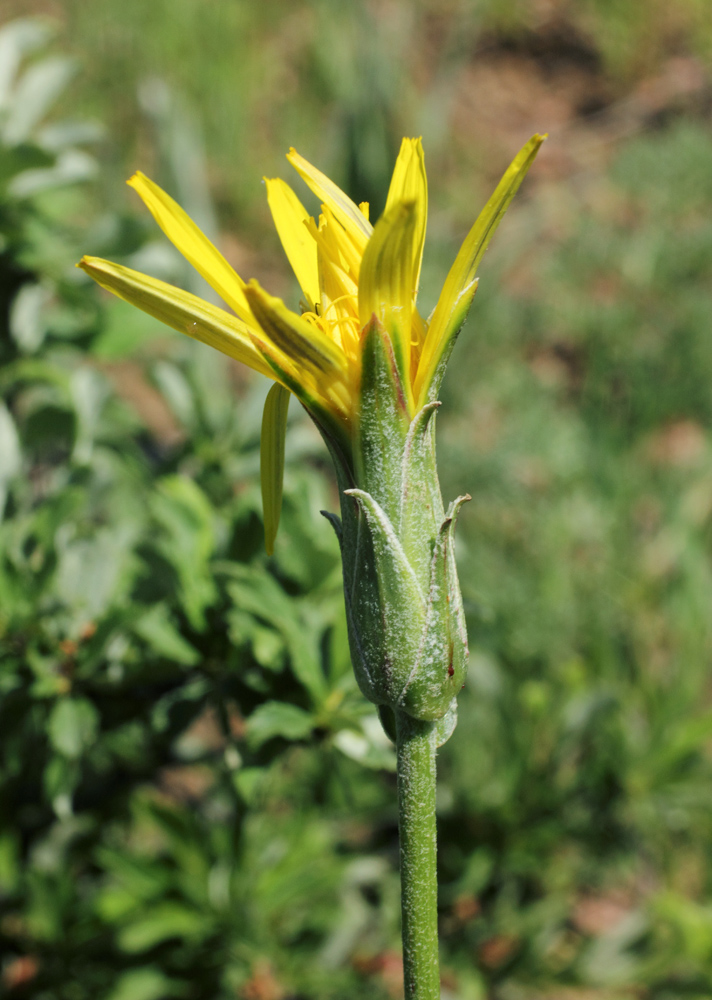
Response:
[[2, 2, 712, 997]]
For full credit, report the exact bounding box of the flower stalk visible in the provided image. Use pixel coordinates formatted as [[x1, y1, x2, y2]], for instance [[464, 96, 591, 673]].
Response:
[[78, 132, 544, 996], [396, 711, 439, 1000]]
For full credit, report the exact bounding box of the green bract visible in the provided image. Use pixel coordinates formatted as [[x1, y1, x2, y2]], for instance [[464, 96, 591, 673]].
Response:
[[323, 319, 468, 737]]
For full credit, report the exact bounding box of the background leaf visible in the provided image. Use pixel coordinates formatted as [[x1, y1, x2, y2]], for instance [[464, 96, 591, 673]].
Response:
[[246, 701, 315, 747], [47, 698, 100, 759]]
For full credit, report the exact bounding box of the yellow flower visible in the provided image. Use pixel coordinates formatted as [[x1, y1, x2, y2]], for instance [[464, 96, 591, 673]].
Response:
[[79, 135, 544, 550], [80, 134, 543, 436]]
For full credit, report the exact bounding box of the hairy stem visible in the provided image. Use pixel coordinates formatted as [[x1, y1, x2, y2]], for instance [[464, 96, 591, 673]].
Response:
[[395, 709, 440, 1000]]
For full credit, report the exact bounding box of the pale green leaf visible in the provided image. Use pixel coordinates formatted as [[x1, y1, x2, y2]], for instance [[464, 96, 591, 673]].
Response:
[[47, 697, 99, 759], [104, 967, 182, 1000], [117, 903, 207, 953], [133, 605, 200, 667], [247, 701, 314, 748]]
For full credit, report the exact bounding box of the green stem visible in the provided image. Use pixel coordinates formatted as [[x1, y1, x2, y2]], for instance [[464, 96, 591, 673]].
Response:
[[395, 709, 440, 1000]]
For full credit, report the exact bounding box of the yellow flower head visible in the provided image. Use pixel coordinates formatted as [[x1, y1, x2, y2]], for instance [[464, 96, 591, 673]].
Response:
[[80, 134, 544, 439], [80, 136, 543, 551]]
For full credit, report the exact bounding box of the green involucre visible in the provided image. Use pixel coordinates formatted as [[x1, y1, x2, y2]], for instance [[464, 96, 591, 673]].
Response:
[[322, 319, 468, 732]]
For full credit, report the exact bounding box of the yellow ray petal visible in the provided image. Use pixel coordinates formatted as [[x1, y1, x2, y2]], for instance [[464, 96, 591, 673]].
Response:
[[79, 256, 275, 379], [244, 279, 349, 388], [307, 206, 362, 281], [414, 133, 546, 406], [316, 247, 360, 360], [260, 382, 290, 556], [307, 208, 360, 302], [127, 172, 254, 324], [249, 336, 353, 457], [264, 177, 319, 309], [286, 148, 372, 253], [358, 199, 417, 407], [385, 138, 427, 300]]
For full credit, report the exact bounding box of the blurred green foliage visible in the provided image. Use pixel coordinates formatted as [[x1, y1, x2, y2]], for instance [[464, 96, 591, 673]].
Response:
[[33, 0, 712, 220], [436, 115, 712, 998], [2, 8, 712, 1000]]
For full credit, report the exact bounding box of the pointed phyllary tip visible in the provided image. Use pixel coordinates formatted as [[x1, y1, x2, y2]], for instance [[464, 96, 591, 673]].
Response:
[[320, 509, 343, 544]]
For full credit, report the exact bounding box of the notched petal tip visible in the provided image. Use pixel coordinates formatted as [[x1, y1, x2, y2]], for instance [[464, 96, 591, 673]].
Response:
[[126, 170, 152, 194], [78, 255, 109, 277]]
